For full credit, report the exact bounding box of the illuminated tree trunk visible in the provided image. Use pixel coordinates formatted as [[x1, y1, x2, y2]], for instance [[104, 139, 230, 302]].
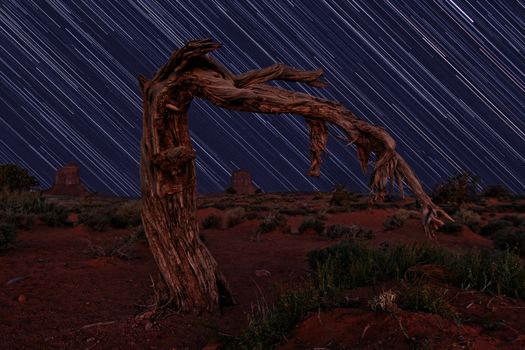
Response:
[[138, 39, 450, 313]]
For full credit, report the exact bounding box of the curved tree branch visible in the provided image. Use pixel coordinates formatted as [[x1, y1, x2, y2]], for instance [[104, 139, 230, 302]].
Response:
[[169, 39, 451, 235]]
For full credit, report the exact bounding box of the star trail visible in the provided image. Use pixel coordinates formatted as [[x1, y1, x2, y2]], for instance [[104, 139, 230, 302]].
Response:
[[0, 0, 524, 196]]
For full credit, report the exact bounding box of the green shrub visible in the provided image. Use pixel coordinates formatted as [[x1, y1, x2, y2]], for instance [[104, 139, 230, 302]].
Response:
[[256, 213, 287, 234], [202, 214, 222, 229], [480, 219, 513, 236], [0, 222, 17, 250], [298, 217, 325, 235], [431, 172, 480, 206], [0, 164, 38, 191]]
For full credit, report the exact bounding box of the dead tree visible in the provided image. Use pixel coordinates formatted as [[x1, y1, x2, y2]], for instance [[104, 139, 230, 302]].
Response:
[[138, 39, 451, 313]]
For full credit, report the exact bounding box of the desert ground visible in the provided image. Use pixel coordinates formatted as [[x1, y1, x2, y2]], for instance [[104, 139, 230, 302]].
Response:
[[1, 190, 525, 349]]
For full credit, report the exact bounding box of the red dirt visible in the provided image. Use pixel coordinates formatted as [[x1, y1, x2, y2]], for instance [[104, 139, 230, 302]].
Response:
[[0, 209, 333, 349], [1, 195, 523, 349]]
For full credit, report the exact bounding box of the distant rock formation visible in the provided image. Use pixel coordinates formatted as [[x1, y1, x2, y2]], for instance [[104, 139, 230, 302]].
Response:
[[228, 169, 256, 195], [44, 163, 91, 197]]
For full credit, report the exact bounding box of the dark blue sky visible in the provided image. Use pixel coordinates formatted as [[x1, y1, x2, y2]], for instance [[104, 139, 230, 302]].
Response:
[[1, 0, 524, 196]]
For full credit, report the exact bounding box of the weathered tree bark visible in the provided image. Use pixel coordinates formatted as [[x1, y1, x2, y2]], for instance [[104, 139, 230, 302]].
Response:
[[138, 39, 451, 313]]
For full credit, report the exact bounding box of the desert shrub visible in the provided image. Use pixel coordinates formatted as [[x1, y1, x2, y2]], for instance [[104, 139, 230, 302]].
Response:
[[492, 228, 525, 254], [431, 172, 480, 206], [1, 213, 34, 230], [400, 284, 452, 317], [226, 207, 246, 228], [0, 223, 17, 250], [202, 214, 222, 229], [483, 185, 510, 199], [40, 206, 69, 227], [329, 185, 358, 206], [438, 222, 463, 235], [110, 201, 142, 228], [500, 215, 525, 227], [453, 209, 481, 232], [480, 219, 513, 236], [324, 224, 373, 240], [78, 207, 112, 231], [0, 164, 38, 191], [298, 217, 325, 235], [383, 209, 418, 231], [256, 212, 287, 234], [0, 191, 50, 213]]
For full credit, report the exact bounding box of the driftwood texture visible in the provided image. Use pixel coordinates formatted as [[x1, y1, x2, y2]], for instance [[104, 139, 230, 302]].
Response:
[[138, 39, 451, 313]]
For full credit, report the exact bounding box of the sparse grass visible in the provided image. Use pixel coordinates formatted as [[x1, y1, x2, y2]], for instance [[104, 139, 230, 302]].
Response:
[[298, 217, 325, 235], [323, 224, 373, 240], [228, 238, 525, 349], [201, 214, 222, 229]]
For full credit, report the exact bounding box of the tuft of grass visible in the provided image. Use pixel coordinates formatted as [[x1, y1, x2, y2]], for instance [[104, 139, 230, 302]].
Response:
[[298, 217, 325, 235], [400, 284, 453, 318], [201, 214, 222, 230]]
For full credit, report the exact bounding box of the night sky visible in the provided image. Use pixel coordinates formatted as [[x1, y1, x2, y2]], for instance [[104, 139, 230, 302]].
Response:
[[1, 0, 524, 197]]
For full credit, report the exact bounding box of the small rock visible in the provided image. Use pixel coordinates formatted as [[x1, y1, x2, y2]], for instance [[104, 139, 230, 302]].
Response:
[[255, 269, 271, 277], [144, 320, 154, 331], [86, 337, 96, 343], [17, 294, 27, 303]]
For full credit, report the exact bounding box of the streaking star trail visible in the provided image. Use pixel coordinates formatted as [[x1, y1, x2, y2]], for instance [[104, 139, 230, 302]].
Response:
[[0, 0, 524, 196]]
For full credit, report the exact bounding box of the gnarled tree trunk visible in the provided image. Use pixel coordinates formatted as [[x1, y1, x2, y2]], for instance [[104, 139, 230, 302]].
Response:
[[138, 39, 451, 314]]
